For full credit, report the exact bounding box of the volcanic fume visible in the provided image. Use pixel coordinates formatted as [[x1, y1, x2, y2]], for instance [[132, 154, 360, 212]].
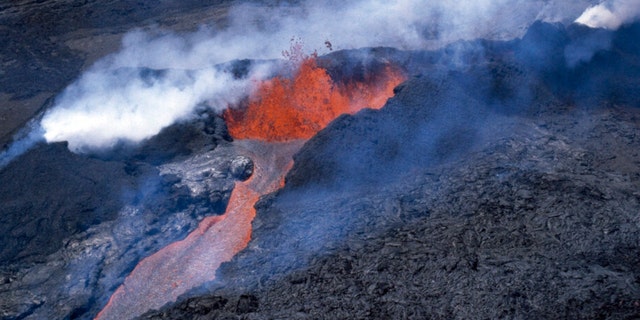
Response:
[[96, 51, 406, 319]]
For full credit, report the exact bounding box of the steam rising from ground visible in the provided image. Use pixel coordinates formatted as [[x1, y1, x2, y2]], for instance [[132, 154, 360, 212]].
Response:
[[40, 66, 254, 152], [0, 0, 610, 162], [575, 0, 640, 29]]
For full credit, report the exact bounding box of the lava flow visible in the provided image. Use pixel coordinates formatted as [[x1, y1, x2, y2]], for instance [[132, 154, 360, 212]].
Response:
[[96, 55, 405, 320], [224, 57, 406, 141]]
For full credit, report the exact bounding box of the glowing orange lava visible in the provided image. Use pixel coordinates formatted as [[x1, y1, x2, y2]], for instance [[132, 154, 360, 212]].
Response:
[[96, 56, 405, 320], [96, 141, 299, 320], [224, 57, 406, 141], [95, 183, 257, 318]]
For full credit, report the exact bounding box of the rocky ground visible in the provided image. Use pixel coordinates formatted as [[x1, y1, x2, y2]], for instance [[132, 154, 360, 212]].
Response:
[[145, 106, 640, 320], [1, 1, 640, 319], [0, 110, 257, 319], [141, 23, 640, 319]]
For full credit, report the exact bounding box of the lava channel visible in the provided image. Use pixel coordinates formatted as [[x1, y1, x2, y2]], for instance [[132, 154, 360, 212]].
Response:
[[96, 56, 405, 320]]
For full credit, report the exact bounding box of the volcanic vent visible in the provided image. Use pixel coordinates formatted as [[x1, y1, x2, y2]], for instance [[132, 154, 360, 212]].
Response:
[[96, 48, 406, 319]]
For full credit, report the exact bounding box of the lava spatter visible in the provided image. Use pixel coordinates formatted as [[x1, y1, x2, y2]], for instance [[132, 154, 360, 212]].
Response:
[[96, 55, 405, 320], [224, 57, 406, 141]]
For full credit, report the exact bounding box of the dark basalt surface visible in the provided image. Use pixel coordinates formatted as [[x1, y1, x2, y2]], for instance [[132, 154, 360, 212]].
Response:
[[2, 4, 640, 317], [140, 22, 640, 319], [145, 107, 640, 320], [0, 141, 150, 265], [0, 112, 251, 320]]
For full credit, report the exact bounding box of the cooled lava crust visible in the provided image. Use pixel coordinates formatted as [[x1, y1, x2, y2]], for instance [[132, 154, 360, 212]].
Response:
[[1, 10, 640, 320]]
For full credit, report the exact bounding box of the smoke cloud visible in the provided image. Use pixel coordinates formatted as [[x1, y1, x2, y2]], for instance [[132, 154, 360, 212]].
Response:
[[575, 0, 640, 29], [3, 0, 600, 157]]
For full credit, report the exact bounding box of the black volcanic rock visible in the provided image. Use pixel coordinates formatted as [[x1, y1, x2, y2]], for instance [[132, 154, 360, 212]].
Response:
[[515, 21, 568, 70], [0, 113, 246, 319], [0, 142, 140, 264], [140, 22, 640, 319], [98, 111, 233, 165], [285, 73, 486, 190], [4, 19, 640, 320], [0, 110, 236, 267], [142, 105, 640, 320]]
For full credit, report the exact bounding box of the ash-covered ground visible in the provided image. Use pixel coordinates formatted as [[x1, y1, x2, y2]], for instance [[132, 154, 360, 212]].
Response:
[[1, 1, 640, 320]]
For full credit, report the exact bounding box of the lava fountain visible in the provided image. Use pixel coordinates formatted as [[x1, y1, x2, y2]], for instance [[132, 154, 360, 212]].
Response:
[[96, 54, 405, 320]]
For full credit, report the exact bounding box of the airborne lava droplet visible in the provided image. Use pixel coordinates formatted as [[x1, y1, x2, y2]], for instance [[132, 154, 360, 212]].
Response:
[[96, 56, 405, 320]]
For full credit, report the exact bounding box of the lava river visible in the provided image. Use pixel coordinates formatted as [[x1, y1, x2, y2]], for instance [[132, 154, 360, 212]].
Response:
[[96, 56, 405, 319]]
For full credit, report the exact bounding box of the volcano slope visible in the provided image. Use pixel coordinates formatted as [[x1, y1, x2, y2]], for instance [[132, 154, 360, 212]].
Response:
[[141, 22, 640, 319], [0, 46, 409, 319], [0, 110, 260, 319]]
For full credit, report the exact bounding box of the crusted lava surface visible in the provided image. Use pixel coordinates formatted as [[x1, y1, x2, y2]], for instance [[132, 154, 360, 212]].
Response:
[[140, 22, 640, 319], [0, 110, 254, 319], [1, 4, 640, 319]]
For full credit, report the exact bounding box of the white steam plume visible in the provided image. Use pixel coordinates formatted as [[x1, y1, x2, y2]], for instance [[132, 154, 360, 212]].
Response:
[[30, 0, 597, 153], [575, 0, 640, 29], [40, 66, 258, 152]]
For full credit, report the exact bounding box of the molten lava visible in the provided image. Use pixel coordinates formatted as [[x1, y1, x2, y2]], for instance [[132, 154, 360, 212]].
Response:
[[95, 141, 298, 320], [97, 56, 405, 320], [224, 57, 406, 141]]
